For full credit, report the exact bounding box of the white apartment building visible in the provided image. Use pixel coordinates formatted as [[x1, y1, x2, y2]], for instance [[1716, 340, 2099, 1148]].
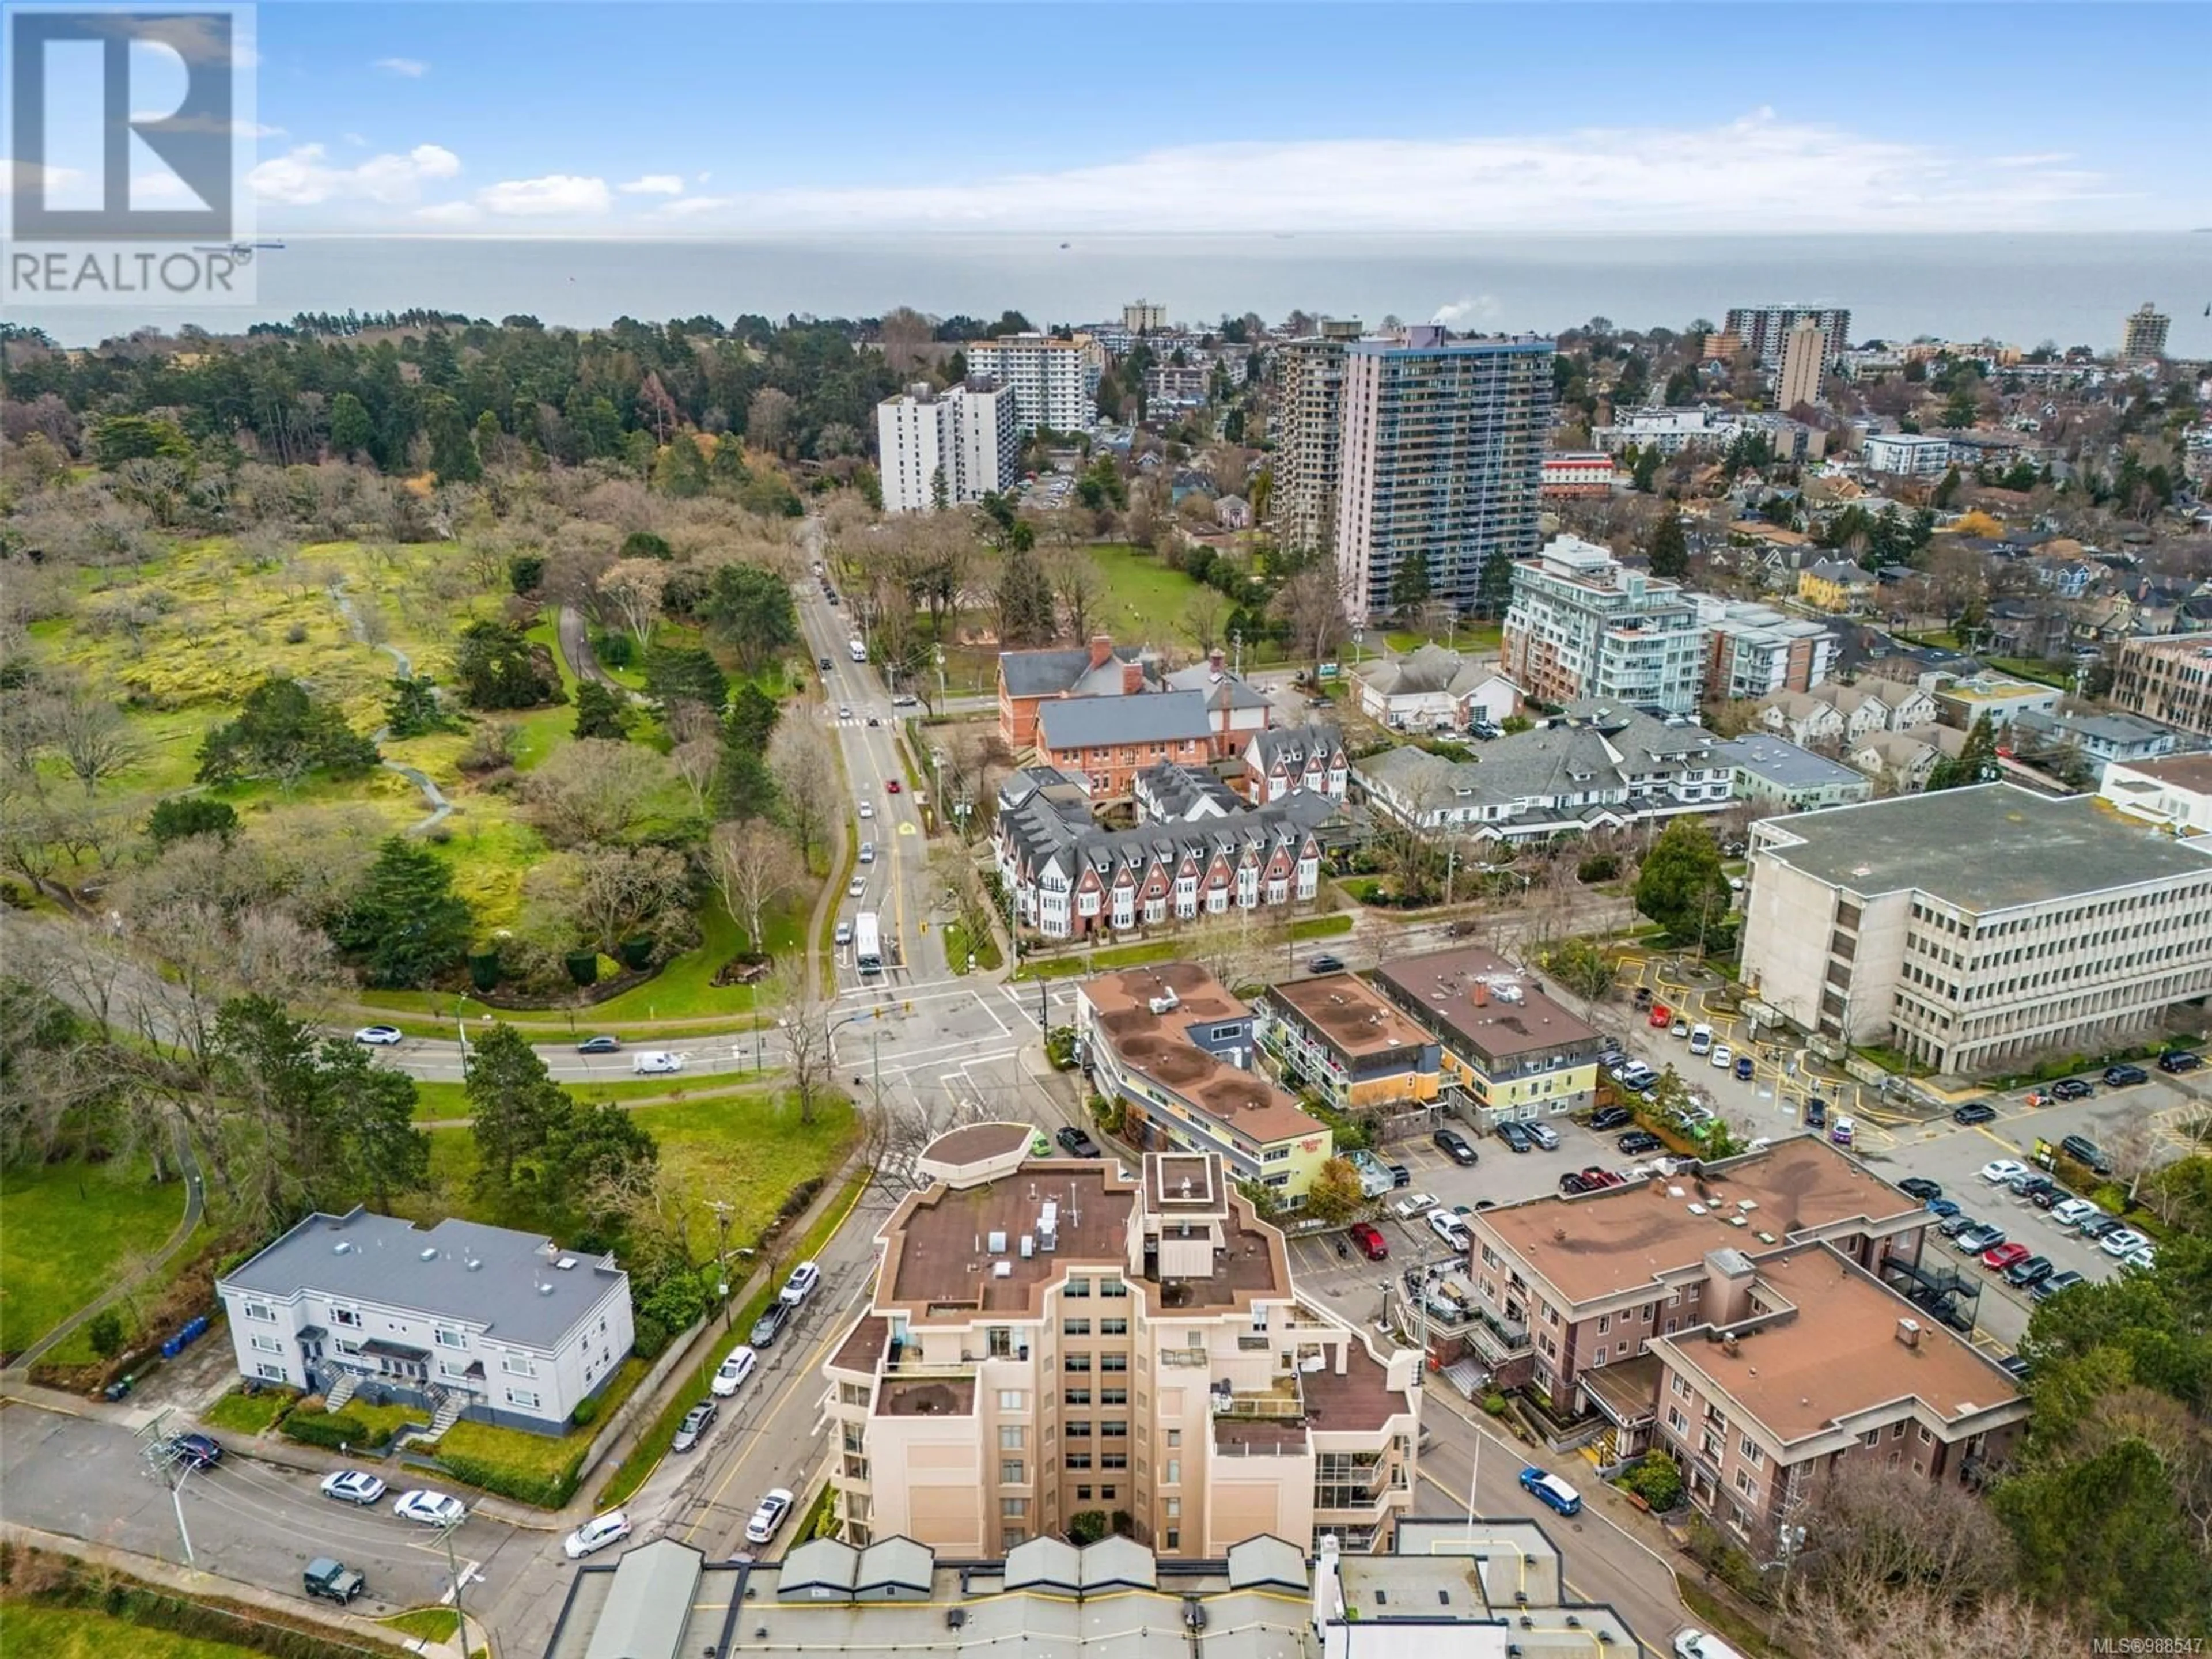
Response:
[[2100, 753, 2212, 837], [1123, 299, 1167, 334], [876, 379, 1020, 513], [1503, 535, 1706, 715], [1724, 305, 1851, 366], [1695, 598, 1837, 702], [1743, 785, 2212, 1074], [964, 334, 1097, 435], [1862, 433, 1953, 477], [1269, 334, 1353, 556], [823, 1130, 1420, 1560], [215, 1209, 634, 1434]]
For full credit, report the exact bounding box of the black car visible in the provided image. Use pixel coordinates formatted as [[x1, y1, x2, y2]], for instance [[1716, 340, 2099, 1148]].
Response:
[[1308, 953, 1346, 974], [2029, 1183, 2074, 1211], [2033, 1269, 2086, 1300], [2158, 1049, 2202, 1074], [1938, 1211, 1983, 1240], [576, 1035, 621, 1055], [1388, 1164, 1412, 1188], [1493, 1122, 1532, 1155], [2003, 1254, 2055, 1289], [817, 656, 832, 671], [672, 1399, 719, 1453], [1899, 1177, 1944, 1202], [2101, 1063, 2149, 1088], [1804, 1096, 1828, 1129], [2050, 1077, 2094, 1101], [166, 1433, 224, 1469], [1951, 1101, 1997, 1126], [1617, 1130, 1663, 1156], [1997, 1353, 2032, 1380], [1434, 1128, 1479, 1165], [748, 1300, 791, 1348], [2059, 1133, 2112, 1175], [1559, 1172, 1590, 1195], [2075, 1213, 2125, 1242], [1589, 1106, 1635, 1132], [1056, 1126, 1103, 1158]]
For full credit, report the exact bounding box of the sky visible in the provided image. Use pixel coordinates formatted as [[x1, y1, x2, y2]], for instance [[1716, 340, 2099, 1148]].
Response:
[[16, 3, 2212, 238]]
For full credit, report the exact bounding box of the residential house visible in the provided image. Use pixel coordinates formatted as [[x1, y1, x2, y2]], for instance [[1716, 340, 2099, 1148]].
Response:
[[1255, 974, 1442, 1114], [1036, 692, 1217, 800], [1214, 494, 1251, 530], [1930, 671, 2063, 732], [1715, 735, 1877, 812], [1980, 600, 2070, 662], [1756, 691, 1847, 749], [817, 1130, 1415, 1559], [994, 770, 1333, 944], [1077, 965, 1336, 1202], [1369, 944, 1605, 1130], [998, 636, 1153, 751], [1160, 651, 1276, 756], [1798, 684, 1891, 744], [2100, 752, 2212, 836], [1238, 725, 1348, 806], [1797, 559, 1876, 614], [1133, 763, 1243, 825], [216, 1209, 634, 1435], [1354, 643, 1519, 732], [1844, 726, 1965, 793], [2010, 709, 2186, 775]]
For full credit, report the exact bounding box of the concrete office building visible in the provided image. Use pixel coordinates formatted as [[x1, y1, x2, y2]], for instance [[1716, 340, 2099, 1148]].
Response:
[[1269, 333, 1353, 556], [1332, 328, 1552, 626], [964, 334, 1097, 435], [2112, 635, 2212, 738], [1775, 317, 1828, 411], [1123, 299, 1167, 334], [820, 1127, 1419, 1559], [1724, 305, 1851, 367], [1862, 433, 1953, 477], [1502, 534, 1705, 715], [1741, 785, 2212, 1074], [2120, 302, 2171, 366], [876, 380, 1020, 514], [2101, 753, 2212, 837]]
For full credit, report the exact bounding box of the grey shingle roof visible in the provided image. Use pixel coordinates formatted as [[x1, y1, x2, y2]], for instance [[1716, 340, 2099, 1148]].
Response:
[[218, 1207, 625, 1350], [1247, 724, 1344, 772], [1161, 661, 1270, 710], [1715, 735, 1868, 789], [999, 645, 1142, 699], [1038, 690, 1214, 750]]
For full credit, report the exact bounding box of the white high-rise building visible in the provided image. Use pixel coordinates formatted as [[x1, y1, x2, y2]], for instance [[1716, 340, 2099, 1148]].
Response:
[[876, 380, 1020, 514], [963, 334, 1097, 435], [1501, 533, 1706, 715], [1724, 305, 1851, 367]]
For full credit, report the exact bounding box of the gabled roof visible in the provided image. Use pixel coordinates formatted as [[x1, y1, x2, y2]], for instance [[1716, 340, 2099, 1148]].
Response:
[[1039, 690, 1213, 751], [1247, 723, 1344, 771], [1225, 1535, 1309, 1592], [1358, 641, 1491, 699], [584, 1539, 702, 1659], [1161, 660, 1271, 710], [1000, 644, 1140, 699]]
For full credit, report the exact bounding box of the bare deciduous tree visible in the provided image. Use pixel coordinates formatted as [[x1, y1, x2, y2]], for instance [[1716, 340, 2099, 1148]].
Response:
[[525, 844, 692, 957], [1180, 588, 1230, 659], [1276, 562, 1351, 671], [522, 738, 673, 846], [671, 736, 719, 817], [709, 818, 802, 956], [768, 722, 840, 869], [597, 558, 669, 651], [1046, 546, 1103, 643], [770, 971, 838, 1127], [44, 677, 145, 794]]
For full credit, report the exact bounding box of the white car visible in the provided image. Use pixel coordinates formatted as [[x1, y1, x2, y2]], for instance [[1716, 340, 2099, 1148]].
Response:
[[563, 1510, 631, 1560], [393, 1490, 467, 1527], [1709, 1044, 1733, 1070], [1392, 1190, 1438, 1220], [711, 1346, 759, 1397], [834, 921, 853, 947], [631, 1051, 684, 1075], [2124, 1245, 2156, 1270], [319, 1470, 387, 1506], [353, 1025, 403, 1046], [847, 874, 867, 898], [745, 1487, 795, 1546], [857, 802, 874, 819], [2099, 1227, 2149, 1258], [1978, 1159, 2029, 1185], [1674, 1631, 1747, 1659], [779, 1260, 821, 1306], [2049, 1198, 2101, 1228], [1687, 1024, 1714, 1056], [1427, 1209, 1469, 1250]]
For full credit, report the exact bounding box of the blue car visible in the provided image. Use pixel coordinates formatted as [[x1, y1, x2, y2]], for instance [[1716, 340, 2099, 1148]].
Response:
[[1925, 1198, 1961, 1218], [1518, 1465, 1582, 1516]]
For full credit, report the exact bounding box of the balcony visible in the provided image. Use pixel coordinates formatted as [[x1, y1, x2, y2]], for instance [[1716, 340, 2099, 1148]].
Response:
[[1210, 1375, 1305, 1420], [1464, 1309, 1532, 1368], [883, 1342, 982, 1381]]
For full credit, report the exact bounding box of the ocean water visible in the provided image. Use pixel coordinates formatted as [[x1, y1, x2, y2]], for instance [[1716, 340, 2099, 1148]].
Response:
[[19, 232, 2211, 356]]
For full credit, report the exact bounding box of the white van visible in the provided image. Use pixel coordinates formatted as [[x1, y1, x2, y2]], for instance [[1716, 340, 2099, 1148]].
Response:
[[1673, 1630, 1748, 1659], [1688, 1023, 1714, 1056], [632, 1051, 684, 1075]]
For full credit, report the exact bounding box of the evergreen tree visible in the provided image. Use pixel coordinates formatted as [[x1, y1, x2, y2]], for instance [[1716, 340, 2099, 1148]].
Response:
[[571, 680, 632, 741], [196, 676, 379, 787], [997, 542, 1059, 645], [1634, 819, 1732, 945], [1926, 713, 1999, 791], [1646, 508, 1690, 579], [328, 391, 373, 459], [332, 836, 473, 987], [1933, 464, 1962, 508], [464, 1024, 567, 1193], [147, 796, 238, 849], [1389, 550, 1431, 618], [1631, 447, 1661, 493], [382, 674, 457, 738], [451, 620, 565, 710], [644, 644, 727, 714], [424, 392, 482, 482], [654, 433, 710, 497]]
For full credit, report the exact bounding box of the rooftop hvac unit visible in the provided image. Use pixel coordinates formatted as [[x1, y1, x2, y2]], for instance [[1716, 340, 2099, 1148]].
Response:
[[993, 1261, 1013, 1278], [1019, 1235, 1035, 1258], [987, 1231, 1007, 1253]]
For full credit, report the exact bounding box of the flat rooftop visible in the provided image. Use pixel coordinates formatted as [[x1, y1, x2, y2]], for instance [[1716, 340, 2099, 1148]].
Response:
[[830, 1314, 889, 1376], [1714, 735, 1868, 791], [2109, 752, 2212, 793], [1751, 784, 2212, 911], [1265, 974, 1435, 1060], [1372, 945, 1601, 1063], [878, 1377, 976, 1419], [1472, 1137, 1921, 1306], [881, 1164, 1135, 1316], [1085, 964, 1322, 1144], [1674, 1247, 2023, 1444]]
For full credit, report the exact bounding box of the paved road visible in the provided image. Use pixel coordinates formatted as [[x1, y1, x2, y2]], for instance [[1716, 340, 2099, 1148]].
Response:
[[0, 1408, 531, 1619]]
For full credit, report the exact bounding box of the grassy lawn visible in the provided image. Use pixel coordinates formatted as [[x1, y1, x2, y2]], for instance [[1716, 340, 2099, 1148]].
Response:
[[380, 1609, 460, 1643], [201, 1387, 296, 1435], [1088, 542, 1215, 644], [1287, 913, 1355, 941], [433, 1356, 647, 1506], [408, 1071, 785, 1124], [1378, 622, 1503, 657], [597, 1168, 870, 1508], [0, 1604, 263, 1659], [287, 1397, 425, 1449], [1014, 937, 1178, 980], [942, 920, 1002, 974], [0, 1157, 188, 1360]]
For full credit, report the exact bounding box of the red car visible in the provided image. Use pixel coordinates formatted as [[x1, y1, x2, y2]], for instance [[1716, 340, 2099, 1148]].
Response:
[[1980, 1241, 2031, 1272], [1647, 1002, 1671, 1029], [1348, 1221, 1389, 1262], [886, 779, 902, 794]]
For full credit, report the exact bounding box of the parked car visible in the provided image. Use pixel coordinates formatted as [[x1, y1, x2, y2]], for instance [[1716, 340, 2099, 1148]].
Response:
[[2124, 1245, 2156, 1271], [2157, 1049, 2202, 1074], [353, 1025, 403, 1046], [672, 1400, 719, 1453], [1518, 1466, 1582, 1517], [2059, 1134, 2112, 1175], [1998, 1354, 2032, 1380], [631, 1050, 684, 1075], [1056, 1126, 1102, 1158], [748, 1300, 791, 1348], [1495, 1122, 1532, 1155], [1392, 1190, 1438, 1219], [2003, 1254, 2055, 1289], [1979, 1159, 2029, 1185], [1899, 1177, 1944, 1201], [1672, 1017, 1690, 1038], [302, 1558, 366, 1605], [745, 1488, 796, 1546], [1618, 1130, 1663, 1156], [1434, 1127, 1479, 1165], [2029, 1183, 2074, 1210], [1558, 1172, 1590, 1195], [1307, 953, 1346, 973], [1524, 1122, 1560, 1152], [1388, 1163, 1411, 1188], [1589, 1106, 1634, 1132], [575, 1035, 621, 1055], [2033, 1270, 2086, 1301], [1925, 1198, 1961, 1218], [711, 1346, 759, 1396], [2048, 1197, 2102, 1228], [319, 1470, 386, 1506], [1804, 1096, 1828, 1129], [2005, 1170, 2055, 1196], [2099, 1227, 2150, 1258], [1687, 1024, 1714, 1056], [1348, 1221, 1389, 1261], [563, 1510, 632, 1560], [1733, 1055, 1754, 1081], [1581, 1165, 1624, 1189], [2049, 1077, 2094, 1101], [1952, 1224, 2005, 1254], [1673, 1631, 1744, 1659], [1980, 1241, 2031, 1272], [1938, 1211, 1983, 1239], [166, 1433, 223, 1469], [2102, 1063, 2149, 1088], [393, 1490, 467, 1527], [1427, 1209, 1470, 1250], [1647, 1002, 1672, 1029], [1952, 1100, 1997, 1126], [2076, 1214, 2126, 1243], [1829, 1116, 1855, 1147], [1709, 1043, 1733, 1071], [779, 1261, 821, 1305]]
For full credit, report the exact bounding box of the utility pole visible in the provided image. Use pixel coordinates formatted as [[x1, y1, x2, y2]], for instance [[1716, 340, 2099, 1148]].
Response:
[[709, 1199, 736, 1327], [138, 1413, 195, 1566], [435, 1514, 482, 1659]]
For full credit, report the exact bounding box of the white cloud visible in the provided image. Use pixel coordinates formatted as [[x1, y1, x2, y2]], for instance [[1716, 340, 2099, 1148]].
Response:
[[249, 142, 460, 207], [0, 158, 84, 198], [618, 174, 684, 196], [414, 200, 482, 226], [373, 56, 428, 78], [477, 173, 613, 217], [343, 133, 368, 147]]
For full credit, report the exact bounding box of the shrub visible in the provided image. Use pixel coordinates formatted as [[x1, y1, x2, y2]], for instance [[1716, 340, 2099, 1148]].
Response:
[[631, 1315, 670, 1362], [87, 1309, 127, 1360], [1622, 1450, 1683, 1511], [1577, 852, 1620, 884], [1066, 1509, 1108, 1546], [571, 1396, 601, 1429], [565, 949, 600, 987], [468, 949, 502, 991], [618, 936, 654, 971], [507, 554, 546, 595], [283, 1408, 371, 1451], [434, 1445, 582, 1510], [1482, 1392, 1507, 1416], [283, 620, 309, 645]]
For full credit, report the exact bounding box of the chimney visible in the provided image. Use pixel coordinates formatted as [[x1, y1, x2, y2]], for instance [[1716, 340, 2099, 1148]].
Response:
[[1089, 634, 1114, 671], [1122, 659, 1145, 696], [1895, 1317, 1922, 1350], [1209, 647, 1226, 675], [1474, 982, 1489, 1007]]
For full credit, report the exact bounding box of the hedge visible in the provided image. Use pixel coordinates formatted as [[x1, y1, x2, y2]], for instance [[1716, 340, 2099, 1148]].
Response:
[[431, 1445, 580, 1510], [282, 1410, 369, 1451]]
